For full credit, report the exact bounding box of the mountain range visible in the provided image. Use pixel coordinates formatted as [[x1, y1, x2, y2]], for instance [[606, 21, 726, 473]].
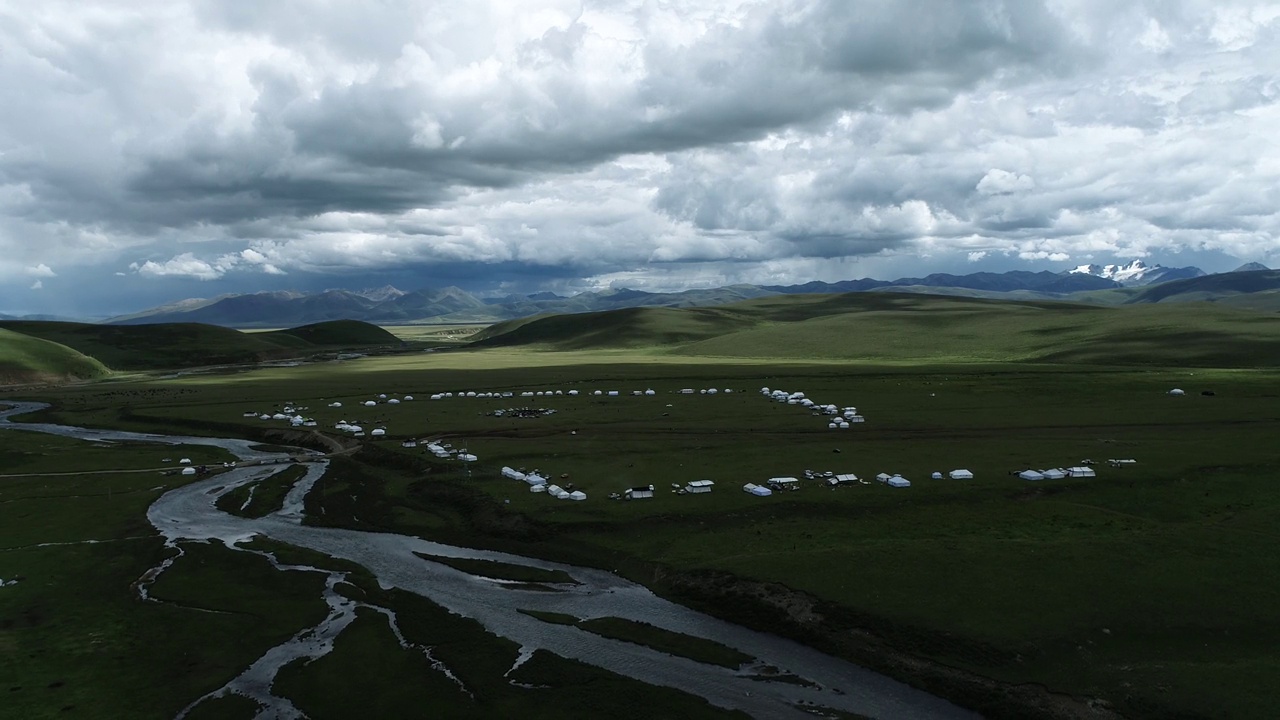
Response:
[[107, 261, 1277, 327]]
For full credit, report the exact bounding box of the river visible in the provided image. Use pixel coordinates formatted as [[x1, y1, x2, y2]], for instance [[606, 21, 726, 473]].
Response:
[[0, 401, 981, 720]]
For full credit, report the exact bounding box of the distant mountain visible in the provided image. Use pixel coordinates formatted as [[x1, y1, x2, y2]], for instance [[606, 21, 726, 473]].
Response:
[[1232, 262, 1270, 273], [1068, 259, 1205, 287], [1127, 269, 1280, 304], [354, 285, 407, 302], [109, 263, 1275, 328], [768, 270, 1118, 295]]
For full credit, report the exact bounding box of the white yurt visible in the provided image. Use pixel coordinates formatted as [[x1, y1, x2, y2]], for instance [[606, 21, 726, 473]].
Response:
[[887, 476, 911, 488], [181, 467, 196, 476], [1019, 470, 1045, 481], [569, 491, 587, 501], [949, 469, 974, 480], [1168, 388, 1185, 396]]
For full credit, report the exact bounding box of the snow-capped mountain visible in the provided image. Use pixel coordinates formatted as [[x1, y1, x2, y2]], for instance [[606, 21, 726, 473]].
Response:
[[1067, 259, 1205, 287]]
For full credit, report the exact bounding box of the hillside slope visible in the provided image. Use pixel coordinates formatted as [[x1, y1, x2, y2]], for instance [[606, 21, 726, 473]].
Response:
[[474, 292, 1280, 367], [0, 328, 110, 383], [0, 319, 399, 371]]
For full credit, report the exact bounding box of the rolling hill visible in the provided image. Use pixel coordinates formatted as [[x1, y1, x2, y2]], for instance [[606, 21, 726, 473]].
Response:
[[474, 292, 1280, 367], [0, 328, 110, 384], [0, 319, 400, 371]]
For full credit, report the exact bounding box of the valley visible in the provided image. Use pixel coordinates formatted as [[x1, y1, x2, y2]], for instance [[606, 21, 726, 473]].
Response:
[[3, 293, 1280, 719]]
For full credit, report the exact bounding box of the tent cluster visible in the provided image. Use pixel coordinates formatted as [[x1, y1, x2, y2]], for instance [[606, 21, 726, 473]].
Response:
[[927, 469, 974, 480], [424, 441, 476, 462], [760, 387, 865, 430], [678, 388, 732, 395], [874, 472, 911, 487], [488, 407, 557, 419], [742, 483, 773, 496], [1019, 466, 1096, 481], [502, 466, 584, 500], [360, 394, 414, 406], [246, 403, 320, 428]]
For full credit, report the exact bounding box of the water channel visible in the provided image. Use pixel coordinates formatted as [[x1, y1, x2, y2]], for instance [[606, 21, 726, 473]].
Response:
[[1, 401, 982, 720]]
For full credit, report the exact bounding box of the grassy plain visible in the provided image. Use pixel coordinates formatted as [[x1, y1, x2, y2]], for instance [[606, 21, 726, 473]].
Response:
[[6, 294, 1280, 719]]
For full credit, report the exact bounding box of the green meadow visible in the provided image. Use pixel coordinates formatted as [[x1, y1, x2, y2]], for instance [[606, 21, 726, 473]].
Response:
[[5, 293, 1280, 719]]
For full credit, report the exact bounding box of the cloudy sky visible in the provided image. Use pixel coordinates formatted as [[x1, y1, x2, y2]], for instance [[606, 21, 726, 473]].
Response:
[[2, 0, 1278, 316]]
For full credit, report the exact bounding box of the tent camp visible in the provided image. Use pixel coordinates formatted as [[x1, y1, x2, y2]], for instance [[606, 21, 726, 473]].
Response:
[[949, 469, 974, 480], [887, 475, 910, 488], [1019, 470, 1045, 481], [1066, 466, 1096, 478]]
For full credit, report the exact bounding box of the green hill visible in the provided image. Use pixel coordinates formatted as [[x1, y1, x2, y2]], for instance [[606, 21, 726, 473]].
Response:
[[473, 292, 1280, 367], [0, 319, 406, 372], [264, 319, 401, 347], [0, 328, 110, 384]]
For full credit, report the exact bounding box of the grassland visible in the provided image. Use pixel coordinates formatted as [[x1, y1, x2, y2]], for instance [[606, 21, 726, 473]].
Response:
[[7, 294, 1280, 719], [215, 464, 308, 518], [475, 293, 1280, 367]]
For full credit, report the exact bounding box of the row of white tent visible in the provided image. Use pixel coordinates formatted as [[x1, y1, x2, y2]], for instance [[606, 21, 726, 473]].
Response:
[[760, 387, 866, 430], [501, 466, 585, 500], [1019, 467, 1096, 481]]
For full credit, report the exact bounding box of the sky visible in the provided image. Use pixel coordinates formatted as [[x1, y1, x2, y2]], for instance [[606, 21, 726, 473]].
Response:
[[2, 0, 1279, 317]]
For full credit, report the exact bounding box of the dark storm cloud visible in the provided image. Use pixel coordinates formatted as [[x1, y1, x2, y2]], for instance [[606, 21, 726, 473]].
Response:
[[1, 1, 1278, 313]]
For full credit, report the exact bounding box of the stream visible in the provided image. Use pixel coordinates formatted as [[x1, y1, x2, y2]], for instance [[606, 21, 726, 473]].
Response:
[[0, 401, 981, 720]]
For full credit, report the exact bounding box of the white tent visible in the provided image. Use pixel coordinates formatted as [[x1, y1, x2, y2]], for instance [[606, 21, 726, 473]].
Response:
[[887, 476, 911, 488], [768, 477, 799, 486], [875, 472, 892, 483], [378, 394, 387, 399], [179, 458, 192, 465], [592, 390, 603, 396], [930, 471, 943, 480], [834, 474, 859, 484], [625, 485, 654, 499], [370, 428, 386, 437], [546, 484, 564, 496], [459, 453, 478, 462], [181, 467, 196, 476], [1066, 466, 1096, 478], [524, 473, 547, 486], [567, 390, 579, 396], [645, 389, 656, 396], [750, 485, 773, 496], [388, 398, 400, 404], [949, 469, 974, 480], [530, 484, 547, 493], [1168, 388, 1185, 396], [707, 388, 718, 395], [743, 483, 759, 493], [569, 491, 587, 501], [502, 467, 526, 481], [1042, 468, 1066, 480], [686, 480, 714, 494], [607, 391, 619, 396], [1019, 470, 1044, 481], [404, 395, 414, 401], [363, 400, 377, 407]]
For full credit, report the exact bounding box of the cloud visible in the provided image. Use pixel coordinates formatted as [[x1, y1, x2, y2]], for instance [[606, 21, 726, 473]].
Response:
[[30, 279, 43, 290], [25, 264, 56, 277], [976, 170, 1036, 196], [131, 253, 232, 280], [0, 1, 1277, 313]]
